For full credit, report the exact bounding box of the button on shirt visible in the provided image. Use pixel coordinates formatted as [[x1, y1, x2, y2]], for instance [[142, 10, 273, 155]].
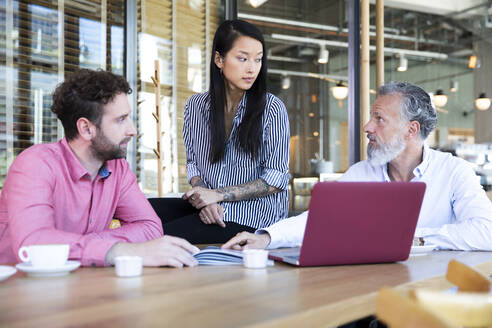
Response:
[[262, 145, 492, 250], [184, 92, 290, 229], [0, 138, 163, 266]]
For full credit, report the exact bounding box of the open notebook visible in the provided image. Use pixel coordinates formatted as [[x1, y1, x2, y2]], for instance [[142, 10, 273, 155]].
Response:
[[194, 246, 274, 266]]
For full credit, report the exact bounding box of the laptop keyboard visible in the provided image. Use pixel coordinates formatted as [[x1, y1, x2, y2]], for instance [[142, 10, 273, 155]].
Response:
[[270, 249, 300, 260]]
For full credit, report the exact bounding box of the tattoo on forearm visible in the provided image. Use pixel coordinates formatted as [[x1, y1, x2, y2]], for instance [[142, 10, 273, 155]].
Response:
[[190, 176, 207, 188], [216, 179, 280, 202]]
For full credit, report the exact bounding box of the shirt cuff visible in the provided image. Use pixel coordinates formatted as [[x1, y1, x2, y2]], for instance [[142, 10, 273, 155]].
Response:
[[82, 238, 119, 267], [414, 227, 440, 238], [187, 163, 201, 184], [260, 168, 290, 190], [255, 228, 283, 249], [414, 227, 455, 250]]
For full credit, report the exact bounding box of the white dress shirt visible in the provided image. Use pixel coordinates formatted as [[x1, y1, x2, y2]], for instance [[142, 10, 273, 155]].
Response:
[[260, 145, 492, 250]]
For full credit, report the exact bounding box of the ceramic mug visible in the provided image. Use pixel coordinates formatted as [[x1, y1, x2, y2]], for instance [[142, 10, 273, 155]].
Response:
[[18, 244, 69, 268], [114, 256, 143, 277], [243, 249, 269, 269]]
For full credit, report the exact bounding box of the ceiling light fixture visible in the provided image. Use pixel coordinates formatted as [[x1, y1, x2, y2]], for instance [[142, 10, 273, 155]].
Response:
[[475, 93, 491, 111], [318, 45, 329, 64], [332, 81, 348, 108], [248, 0, 268, 8], [331, 81, 348, 100], [281, 75, 291, 90], [397, 54, 407, 72], [468, 55, 478, 69], [433, 89, 448, 108]]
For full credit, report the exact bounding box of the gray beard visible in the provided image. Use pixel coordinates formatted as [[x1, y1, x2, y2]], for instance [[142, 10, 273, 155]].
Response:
[[367, 132, 406, 166]]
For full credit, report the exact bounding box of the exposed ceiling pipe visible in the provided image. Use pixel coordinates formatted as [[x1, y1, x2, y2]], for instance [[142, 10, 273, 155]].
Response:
[[239, 12, 400, 34], [238, 13, 447, 47], [239, 13, 341, 32], [268, 68, 347, 83], [271, 33, 448, 60], [268, 55, 303, 63]]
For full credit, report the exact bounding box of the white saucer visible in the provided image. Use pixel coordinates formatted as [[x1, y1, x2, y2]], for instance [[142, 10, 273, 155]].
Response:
[[0, 265, 17, 281], [410, 244, 437, 256], [16, 260, 81, 277]]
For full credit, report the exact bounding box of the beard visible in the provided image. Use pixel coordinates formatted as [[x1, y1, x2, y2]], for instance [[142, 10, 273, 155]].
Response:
[[367, 131, 406, 166], [90, 129, 130, 162]]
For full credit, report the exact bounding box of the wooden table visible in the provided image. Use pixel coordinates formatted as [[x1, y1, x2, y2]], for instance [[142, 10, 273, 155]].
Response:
[[1, 251, 492, 327]]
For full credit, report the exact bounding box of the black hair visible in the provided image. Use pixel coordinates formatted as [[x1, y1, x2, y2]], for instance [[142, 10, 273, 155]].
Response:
[[208, 19, 267, 163]]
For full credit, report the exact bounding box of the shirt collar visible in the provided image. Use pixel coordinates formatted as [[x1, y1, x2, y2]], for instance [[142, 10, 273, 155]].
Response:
[[98, 165, 112, 179], [60, 138, 112, 181], [238, 92, 247, 110], [412, 144, 430, 179], [233, 92, 248, 121], [382, 165, 391, 182], [204, 92, 247, 120], [379, 143, 429, 181]]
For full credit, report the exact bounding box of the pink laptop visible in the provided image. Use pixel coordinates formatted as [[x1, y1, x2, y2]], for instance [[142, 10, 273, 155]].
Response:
[[269, 182, 426, 266]]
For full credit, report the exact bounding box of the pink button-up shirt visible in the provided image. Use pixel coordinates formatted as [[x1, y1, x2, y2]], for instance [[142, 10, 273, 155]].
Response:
[[0, 138, 163, 266]]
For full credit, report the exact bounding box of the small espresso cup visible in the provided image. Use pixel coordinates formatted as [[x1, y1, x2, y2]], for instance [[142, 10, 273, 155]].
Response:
[[114, 256, 143, 277], [18, 244, 70, 268], [243, 249, 269, 269]]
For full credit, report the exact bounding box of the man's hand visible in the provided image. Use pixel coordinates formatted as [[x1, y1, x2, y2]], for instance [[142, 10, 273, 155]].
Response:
[[106, 235, 200, 268], [412, 237, 425, 246], [221, 232, 271, 250], [199, 204, 226, 228], [183, 187, 223, 209]]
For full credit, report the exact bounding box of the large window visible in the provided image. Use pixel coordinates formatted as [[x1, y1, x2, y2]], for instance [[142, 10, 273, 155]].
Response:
[[238, 1, 350, 177], [136, 0, 221, 195], [0, 0, 223, 194], [238, 0, 491, 175], [0, 0, 125, 187]]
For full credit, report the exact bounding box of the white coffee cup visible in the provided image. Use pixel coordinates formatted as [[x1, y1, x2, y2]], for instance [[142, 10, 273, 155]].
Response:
[[243, 249, 269, 269], [18, 244, 70, 268], [114, 256, 143, 277]]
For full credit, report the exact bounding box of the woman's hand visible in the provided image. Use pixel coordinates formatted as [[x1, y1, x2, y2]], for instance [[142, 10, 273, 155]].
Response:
[[222, 232, 271, 250], [199, 204, 226, 228], [183, 187, 223, 209]]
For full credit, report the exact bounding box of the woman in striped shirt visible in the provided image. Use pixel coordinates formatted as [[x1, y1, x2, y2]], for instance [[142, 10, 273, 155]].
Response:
[[158, 19, 290, 244]]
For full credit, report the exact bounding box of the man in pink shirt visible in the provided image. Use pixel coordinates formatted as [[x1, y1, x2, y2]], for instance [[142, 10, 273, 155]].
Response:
[[0, 69, 199, 267]]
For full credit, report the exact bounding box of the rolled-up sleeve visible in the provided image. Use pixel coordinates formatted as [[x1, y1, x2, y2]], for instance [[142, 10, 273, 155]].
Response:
[[183, 100, 201, 183], [260, 98, 290, 190]]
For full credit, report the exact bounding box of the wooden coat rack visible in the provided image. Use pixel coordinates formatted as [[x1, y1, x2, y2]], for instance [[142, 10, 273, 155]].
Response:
[[151, 60, 163, 197]]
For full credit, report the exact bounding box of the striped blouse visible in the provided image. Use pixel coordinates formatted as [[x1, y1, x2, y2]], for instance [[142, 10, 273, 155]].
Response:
[[183, 91, 290, 229]]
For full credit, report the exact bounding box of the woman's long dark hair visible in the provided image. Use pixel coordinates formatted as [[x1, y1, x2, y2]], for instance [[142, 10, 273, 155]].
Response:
[[208, 19, 267, 163]]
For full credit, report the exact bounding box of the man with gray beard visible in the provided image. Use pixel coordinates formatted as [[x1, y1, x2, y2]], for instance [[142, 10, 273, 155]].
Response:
[[223, 82, 492, 251]]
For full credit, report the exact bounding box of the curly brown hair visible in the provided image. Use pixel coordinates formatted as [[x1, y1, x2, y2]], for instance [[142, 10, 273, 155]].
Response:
[[51, 69, 132, 140]]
